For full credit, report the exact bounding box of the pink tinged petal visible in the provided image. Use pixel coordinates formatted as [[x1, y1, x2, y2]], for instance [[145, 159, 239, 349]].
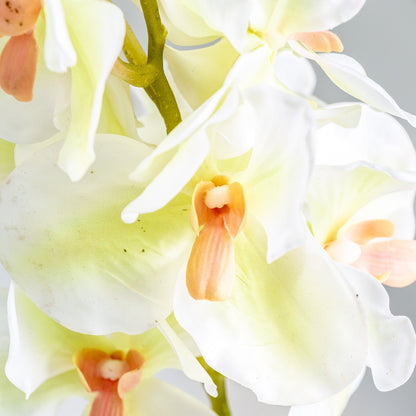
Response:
[[0, 30, 37, 101], [339, 219, 395, 245], [353, 240, 416, 287], [0, 0, 42, 36], [118, 350, 144, 398], [186, 216, 235, 301], [290, 31, 344, 53]]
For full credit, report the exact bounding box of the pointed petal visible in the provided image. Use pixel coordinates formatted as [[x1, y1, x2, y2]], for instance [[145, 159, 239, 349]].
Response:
[[354, 240, 416, 287], [6, 283, 110, 397], [157, 320, 217, 397], [175, 223, 368, 405], [339, 264, 416, 391], [289, 370, 365, 416], [0, 31, 38, 102], [289, 41, 416, 127], [43, 0, 77, 72], [0, 135, 192, 334], [58, 0, 125, 180], [187, 217, 235, 301], [124, 377, 217, 415]]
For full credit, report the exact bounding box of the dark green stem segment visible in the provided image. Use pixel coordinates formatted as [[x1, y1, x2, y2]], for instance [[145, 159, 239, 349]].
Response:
[[198, 357, 232, 416], [115, 0, 182, 133]]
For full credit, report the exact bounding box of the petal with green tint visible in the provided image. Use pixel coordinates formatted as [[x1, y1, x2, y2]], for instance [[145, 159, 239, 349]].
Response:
[[307, 164, 416, 245], [124, 377, 217, 416], [0, 138, 15, 184], [58, 0, 125, 181], [43, 0, 77, 72], [269, 0, 365, 36], [0, 135, 193, 334], [289, 41, 416, 127], [174, 221, 367, 405], [6, 283, 111, 396], [166, 38, 239, 110]]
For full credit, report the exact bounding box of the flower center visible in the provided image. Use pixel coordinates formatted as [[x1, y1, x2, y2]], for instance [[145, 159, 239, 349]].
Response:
[[205, 185, 231, 209], [99, 358, 130, 381]]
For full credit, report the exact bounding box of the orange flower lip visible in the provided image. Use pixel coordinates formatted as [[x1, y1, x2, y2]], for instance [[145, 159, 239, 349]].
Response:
[[187, 175, 246, 301], [74, 348, 144, 416], [290, 30, 344, 53], [0, 0, 42, 37]]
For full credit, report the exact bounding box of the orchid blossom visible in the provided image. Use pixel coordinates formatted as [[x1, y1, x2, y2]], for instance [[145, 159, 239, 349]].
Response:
[[0, 0, 133, 181], [1, 283, 216, 416]]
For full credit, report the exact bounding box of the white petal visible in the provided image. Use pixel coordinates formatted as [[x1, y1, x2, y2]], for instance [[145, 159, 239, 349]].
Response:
[[5, 283, 108, 396], [58, 0, 125, 180], [174, 223, 367, 405], [158, 320, 217, 396], [339, 265, 416, 391], [43, 0, 77, 72], [289, 41, 416, 127], [315, 102, 362, 129], [289, 370, 365, 416], [124, 377, 216, 415], [0, 135, 192, 334]]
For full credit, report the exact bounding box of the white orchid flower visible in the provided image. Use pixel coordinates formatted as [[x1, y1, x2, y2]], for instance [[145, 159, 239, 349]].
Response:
[[0, 0, 128, 181], [308, 104, 416, 287], [1, 283, 216, 416]]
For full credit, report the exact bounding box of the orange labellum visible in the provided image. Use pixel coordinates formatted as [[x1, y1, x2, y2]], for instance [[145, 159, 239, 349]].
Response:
[[339, 219, 395, 245], [0, 0, 42, 36], [0, 30, 38, 101], [290, 30, 344, 53]]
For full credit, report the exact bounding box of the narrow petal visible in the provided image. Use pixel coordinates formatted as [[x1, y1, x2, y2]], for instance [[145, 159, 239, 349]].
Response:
[[190, 181, 216, 233], [43, 0, 77, 72], [339, 264, 416, 391], [224, 181, 246, 238], [175, 222, 367, 405], [353, 240, 416, 287], [290, 31, 344, 53], [0, 31, 38, 102], [58, 0, 125, 180], [289, 41, 416, 127], [186, 216, 235, 301], [340, 219, 395, 245], [157, 320, 217, 397]]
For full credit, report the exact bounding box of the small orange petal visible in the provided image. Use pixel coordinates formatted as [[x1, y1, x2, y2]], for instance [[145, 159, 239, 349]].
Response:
[[0, 0, 42, 37], [186, 216, 235, 301], [117, 350, 144, 398], [190, 181, 216, 234], [290, 30, 344, 53], [339, 219, 395, 245], [353, 240, 416, 287], [223, 181, 246, 238], [74, 349, 110, 393], [0, 30, 38, 101]]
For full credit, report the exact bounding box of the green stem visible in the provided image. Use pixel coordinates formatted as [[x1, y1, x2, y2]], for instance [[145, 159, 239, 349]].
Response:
[[198, 357, 232, 416], [140, 0, 182, 132]]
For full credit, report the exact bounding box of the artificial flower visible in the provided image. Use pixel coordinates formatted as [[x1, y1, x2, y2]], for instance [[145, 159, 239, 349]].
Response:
[[1, 283, 216, 415]]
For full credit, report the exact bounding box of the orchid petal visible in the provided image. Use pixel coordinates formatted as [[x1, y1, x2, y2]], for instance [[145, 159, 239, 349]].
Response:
[[340, 219, 395, 245], [308, 164, 416, 245], [339, 264, 416, 391], [124, 377, 217, 415], [43, 0, 77, 72], [268, 0, 366, 36], [354, 240, 416, 288], [315, 102, 362, 129], [6, 283, 110, 397], [165, 38, 238, 109], [0, 138, 15, 184], [58, 0, 125, 181], [289, 31, 344, 53], [289, 370, 365, 416], [158, 320, 217, 397], [174, 222, 367, 405], [289, 41, 416, 127], [0, 0, 42, 37], [242, 85, 313, 262], [0, 135, 193, 334]]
